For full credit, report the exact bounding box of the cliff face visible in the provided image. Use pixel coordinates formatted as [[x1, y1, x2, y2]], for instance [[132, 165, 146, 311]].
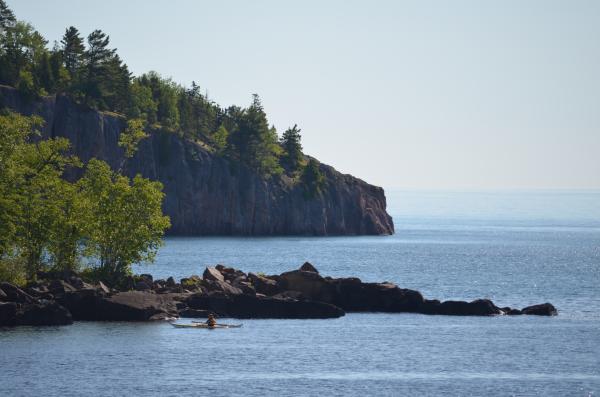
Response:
[[0, 86, 394, 236]]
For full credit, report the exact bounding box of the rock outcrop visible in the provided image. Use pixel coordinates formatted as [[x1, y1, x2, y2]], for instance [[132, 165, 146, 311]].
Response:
[[0, 85, 394, 236], [0, 262, 558, 326]]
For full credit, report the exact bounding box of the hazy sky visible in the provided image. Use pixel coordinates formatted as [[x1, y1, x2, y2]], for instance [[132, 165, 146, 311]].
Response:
[[8, 0, 600, 189]]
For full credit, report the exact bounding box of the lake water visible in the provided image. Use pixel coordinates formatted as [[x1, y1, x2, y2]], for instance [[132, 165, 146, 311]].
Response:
[[2, 190, 599, 396]]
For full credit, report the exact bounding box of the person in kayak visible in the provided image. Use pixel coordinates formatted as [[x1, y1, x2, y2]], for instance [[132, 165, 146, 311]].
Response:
[[206, 313, 217, 327]]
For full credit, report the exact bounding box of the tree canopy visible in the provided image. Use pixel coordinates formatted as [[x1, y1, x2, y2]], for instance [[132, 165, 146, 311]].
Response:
[[0, 111, 170, 285], [0, 1, 323, 181]]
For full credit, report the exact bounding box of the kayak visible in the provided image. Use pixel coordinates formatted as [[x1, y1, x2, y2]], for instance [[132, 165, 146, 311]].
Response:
[[170, 322, 243, 329]]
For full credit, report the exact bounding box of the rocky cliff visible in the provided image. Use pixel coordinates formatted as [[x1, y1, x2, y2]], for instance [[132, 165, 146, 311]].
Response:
[[0, 86, 394, 236]]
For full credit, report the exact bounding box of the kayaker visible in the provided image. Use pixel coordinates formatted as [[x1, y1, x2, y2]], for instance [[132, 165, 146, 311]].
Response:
[[206, 313, 217, 327]]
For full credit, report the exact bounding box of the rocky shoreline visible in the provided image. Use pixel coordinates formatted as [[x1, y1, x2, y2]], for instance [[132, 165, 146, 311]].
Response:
[[0, 263, 557, 326]]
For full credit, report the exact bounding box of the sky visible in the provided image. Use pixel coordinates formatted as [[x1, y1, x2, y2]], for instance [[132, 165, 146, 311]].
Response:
[[8, 0, 600, 190]]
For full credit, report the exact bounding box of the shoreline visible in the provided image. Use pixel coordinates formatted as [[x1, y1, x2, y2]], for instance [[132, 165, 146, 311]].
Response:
[[0, 262, 557, 327]]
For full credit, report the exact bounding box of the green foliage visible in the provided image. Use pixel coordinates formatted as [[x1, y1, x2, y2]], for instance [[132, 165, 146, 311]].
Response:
[[281, 124, 303, 173], [61, 26, 84, 76], [301, 159, 325, 197], [0, 112, 170, 284], [16, 68, 37, 98], [228, 95, 283, 177], [0, 258, 26, 286], [212, 125, 229, 154], [118, 118, 148, 159], [78, 159, 170, 283], [0, 0, 16, 30]]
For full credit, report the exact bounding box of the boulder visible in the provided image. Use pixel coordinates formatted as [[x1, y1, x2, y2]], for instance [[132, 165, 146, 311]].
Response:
[[166, 277, 176, 287], [139, 274, 153, 284], [500, 306, 523, 315], [134, 281, 152, 291], [48, 279, 78, 295], [203, 267, 225, 283], [0, 282, 37, 304], [186, 292, 345, 319], [330, 279, 424, 313], [205, 279, 243, 295], [97, 281, 111, 295], [278, 270, 334, 302], [60, 290, 178, 321], [521, 303, 557, 316], [17, 302, 73, 326], [95, 291, 178, 321], [436, 299, 502, 316], [248, 273, 280, 296], [0, 302, 18, 325], [233, 281, 255, 295], [299, 262, 319, 273]]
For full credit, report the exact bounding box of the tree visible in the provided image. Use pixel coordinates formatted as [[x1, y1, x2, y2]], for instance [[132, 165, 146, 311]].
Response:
[[60, 26, 84, 77], [118, 118, 148, 171], [301, 159, 325, 197], [8, 135, 80, 279], [228, 94, 282, 176], [0, 0, 15, 31], [78, 159, 170, 283], [0, 21, 48, 88], [81, 29, 116, 108], [281, 124, 303, 173], [212, 125, 229, 154]]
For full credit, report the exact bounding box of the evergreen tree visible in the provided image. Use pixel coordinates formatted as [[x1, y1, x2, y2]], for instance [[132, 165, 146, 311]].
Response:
[[0, 0, 15, 31], [82, 29, 116, 108], [301, 159, 325, 197], [60, 26, 84, 76], [281, 124, 303, 173], [229, 94, 282, 176]]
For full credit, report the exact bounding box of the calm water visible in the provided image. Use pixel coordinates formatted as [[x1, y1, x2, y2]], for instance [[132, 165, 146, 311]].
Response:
[[2, 190, 599, 396]]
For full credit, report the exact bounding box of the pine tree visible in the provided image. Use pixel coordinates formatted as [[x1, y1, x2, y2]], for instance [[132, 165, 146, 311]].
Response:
[[281, 124, 303, 173], [0, 0, 15, 31], [82, 29, 116, 108], [60, 26, 84, 76]]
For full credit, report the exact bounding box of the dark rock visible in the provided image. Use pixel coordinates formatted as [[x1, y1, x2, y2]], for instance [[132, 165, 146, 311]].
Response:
[[436, 299, 502, 316], [186, 292, 344, 319], [0, 286, 7, 300], [96, 292, 178, 321], [248, 273, 280, 296], [521, 303, 557, 316], [68, 277, 85, 289], [500, 306, 522, 315], [139, 274, 153, 284], [233, 279, 256, 295], [17, 302, 73, 326], [0, 302, 18, 325], [166, 277, 176, 287], [272, 290, 305, 300], [299, 262, 319, 273], [179, 308, 211, 318], [278, 270, 334, 302], [330, 279, 424, 313], [0, 282, 37, 304], [97, 281, 111, 295], [0, 86, 393, 236], [60, 290, 178, 321], [134, 281, 152, 291], [203, 267, 225, 282], [48, 279, 78, 295], [205, 279, 243, 295], [180, 275, 203, 289]]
